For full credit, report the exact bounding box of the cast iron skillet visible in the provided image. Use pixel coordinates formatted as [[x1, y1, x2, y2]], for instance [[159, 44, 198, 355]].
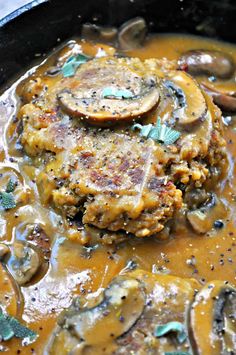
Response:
[[0, 0, 236, 89]]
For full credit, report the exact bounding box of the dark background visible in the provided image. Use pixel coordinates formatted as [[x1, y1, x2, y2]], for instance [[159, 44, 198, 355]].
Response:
[[0, 0, 236, 88]]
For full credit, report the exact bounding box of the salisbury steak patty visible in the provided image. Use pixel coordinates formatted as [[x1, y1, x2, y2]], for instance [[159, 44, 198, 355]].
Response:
[[18, 55, 227, 240], [31, 124, 182, 238]]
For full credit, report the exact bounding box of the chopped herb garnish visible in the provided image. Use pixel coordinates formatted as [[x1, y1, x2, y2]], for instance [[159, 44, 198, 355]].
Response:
[[8, 317, 36, 341], [62, 53, 90, 77], [102, 87, 134, 99], [0, 313, 14, 341], [0, 178, 17, 211], [165, 352, 191, 355], [132, 117, 180, 145], [132, 123, 153, 138], [154, 321, 187, 344], [6, 178, 17, 193], [0, 308, 37, 343], [0, 192, 16, 210]]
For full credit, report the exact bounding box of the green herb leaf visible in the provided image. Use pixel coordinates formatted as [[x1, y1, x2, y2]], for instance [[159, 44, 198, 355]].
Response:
[[154, 321, 187, 344], [0, 312, 14, 341], [132, 117, 180, 145], [6, 178, 17, 193], [0, 192, 16, 210], [158, 124, 180, 145], [0, 308, 37, 343], [165, 352, 191, 355], [62, 53, 90, 77], [102, 87, 134, 99], [7, 317, 37, 341], [132, 123, 153, 138]]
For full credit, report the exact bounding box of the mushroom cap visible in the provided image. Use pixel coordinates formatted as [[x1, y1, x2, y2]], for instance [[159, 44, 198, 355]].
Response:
[[57, 57, 160, 124], [190, 280, 236, 354], [7, 242, 41, 286], [118, 17, 147, 50], [178, 49, 235, 79], [164, 70, 207, 129]]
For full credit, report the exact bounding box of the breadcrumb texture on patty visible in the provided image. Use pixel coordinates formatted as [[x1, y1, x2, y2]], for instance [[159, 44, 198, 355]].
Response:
[[17, 56, 228, 239]]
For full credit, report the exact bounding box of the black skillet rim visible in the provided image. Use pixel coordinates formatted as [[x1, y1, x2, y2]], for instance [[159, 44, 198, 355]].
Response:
[[0, 0, 236, 89]]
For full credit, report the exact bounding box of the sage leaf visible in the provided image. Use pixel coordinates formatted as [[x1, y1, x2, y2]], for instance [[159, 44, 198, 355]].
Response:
[[6, 178, 17, 193], [62, 53, 90, 77], [154, 321, 187, 344], [0, 192, 16, 210], [0, 308, 37, 343], [7, 317, 37, 341], [102, 87, 134, 99], [132, 123, 153, 138], [0, 313, 14, 341], [132, 117, 180, 145]]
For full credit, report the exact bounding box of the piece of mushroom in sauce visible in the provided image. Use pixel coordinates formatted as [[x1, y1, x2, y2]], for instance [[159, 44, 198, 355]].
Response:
[[0, 243, 10, 260], [186, 194, 227, 234], [47, 274, 146, 354], [57, 57, 160, 124], [190, 281, 236, 354], [81, 17, 147, 51], [201, 83, 236, 113], [46, 270, 199, 354], [47, 271, 236, 354], [163, 70, 207, 128], [81, 24, 118, 44], [178, 49, 235, 79], [6, 242, 42, 286], [118, 17, 147, 50], [178, 49, 236, 113]]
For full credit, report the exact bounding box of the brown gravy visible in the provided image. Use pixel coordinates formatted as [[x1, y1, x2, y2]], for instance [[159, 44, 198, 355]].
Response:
[[1, 33, 236, 354]]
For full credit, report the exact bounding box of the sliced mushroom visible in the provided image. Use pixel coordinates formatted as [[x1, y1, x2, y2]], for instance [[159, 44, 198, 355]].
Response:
[[0, 243, 10, 260], [49, 276, 146, 354], [81, 23, 118, 43], [62, 276, 144, 342], [187, 194, 227, 234], [189, 281, 236, 354], [58, 57, 160, 124], [178, 50, 235, 79], [48, 275, 145, 353], [164, 71, 207, 129], [118, 17, 147, 50], [46, 328, 78, 355], [46, 271, 198, 354], [7, 242, 41, 286], [184, 189, 210, 210], [201, 83, 236, 113]]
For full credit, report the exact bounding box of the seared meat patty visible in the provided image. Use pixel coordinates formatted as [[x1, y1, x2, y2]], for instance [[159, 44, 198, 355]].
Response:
[[23, 120, 182, 237], [18, 55, 227, 240]]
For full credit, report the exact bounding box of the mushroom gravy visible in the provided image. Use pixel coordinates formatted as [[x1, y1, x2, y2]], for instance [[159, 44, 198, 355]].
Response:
[[0, 33, 236, 354]]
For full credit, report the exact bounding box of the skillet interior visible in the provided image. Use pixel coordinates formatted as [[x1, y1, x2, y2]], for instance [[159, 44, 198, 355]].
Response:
[[0, 1, 236, 354]]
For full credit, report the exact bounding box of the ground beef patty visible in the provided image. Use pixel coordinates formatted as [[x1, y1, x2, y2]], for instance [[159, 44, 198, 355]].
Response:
[[18, 55, 227, 239]]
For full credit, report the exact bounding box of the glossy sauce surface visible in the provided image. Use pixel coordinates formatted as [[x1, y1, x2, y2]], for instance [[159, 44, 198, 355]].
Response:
[[1, 33, 236, 354]]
